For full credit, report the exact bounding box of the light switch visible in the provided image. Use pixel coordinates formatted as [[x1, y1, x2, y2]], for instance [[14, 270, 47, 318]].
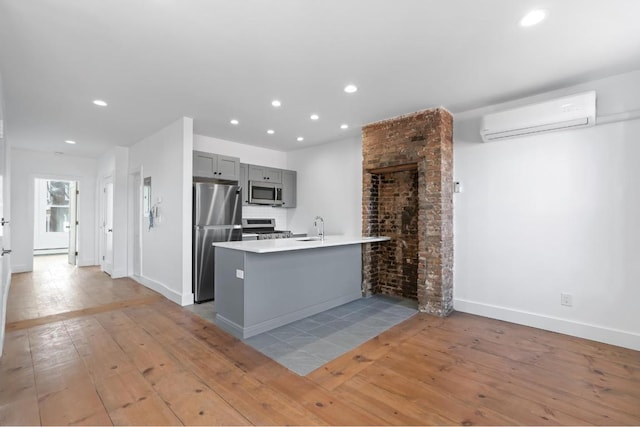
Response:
[[453, 181, 463, 193], [236, 269, 244, 279]]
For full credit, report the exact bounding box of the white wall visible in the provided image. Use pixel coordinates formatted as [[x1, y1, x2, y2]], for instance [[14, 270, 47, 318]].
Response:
[[194, 134, 287, 168], [286, 136, 362, 237], [0, 71, 11, 357], [128, 117, 193, 305], [453, 70, 640, 350], [10, 149, 97, 272]]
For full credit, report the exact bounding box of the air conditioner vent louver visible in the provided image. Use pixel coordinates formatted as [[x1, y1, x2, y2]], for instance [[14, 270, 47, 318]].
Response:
[[480, 91, 596, 142]]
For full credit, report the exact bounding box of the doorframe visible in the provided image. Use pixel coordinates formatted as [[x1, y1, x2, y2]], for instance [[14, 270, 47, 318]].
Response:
[[28, 173, 82, 271], [33, 178, 75, 254], [127, 167, 143, 277], [99, 174, 114, 274]]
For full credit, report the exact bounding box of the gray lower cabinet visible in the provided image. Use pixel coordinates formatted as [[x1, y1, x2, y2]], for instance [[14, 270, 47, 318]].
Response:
[[281, 169, 296, 208], [248, 165, 282, 183], [239, 163, 249, 205], [214, 244, 362, 338], [193, 150, 240, 181]]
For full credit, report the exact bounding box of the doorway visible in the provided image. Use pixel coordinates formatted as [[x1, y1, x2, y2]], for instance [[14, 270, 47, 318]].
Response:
[[128, 170, 142, 277], [33, 178, 79, 266], [101, 177, 114, 276]]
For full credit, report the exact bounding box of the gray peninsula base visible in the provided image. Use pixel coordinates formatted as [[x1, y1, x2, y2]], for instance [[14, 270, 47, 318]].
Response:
[[214, 244, 362, 338]]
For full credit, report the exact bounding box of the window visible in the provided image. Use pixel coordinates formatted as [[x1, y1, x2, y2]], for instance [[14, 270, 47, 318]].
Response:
[[45, 181, 70, 232]]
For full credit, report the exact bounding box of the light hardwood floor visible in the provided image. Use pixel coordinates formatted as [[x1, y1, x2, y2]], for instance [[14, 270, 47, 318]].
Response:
[[1, 258, 639, 425]]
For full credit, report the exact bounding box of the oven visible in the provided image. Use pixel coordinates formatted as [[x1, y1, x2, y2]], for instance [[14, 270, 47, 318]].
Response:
[[242, 218, 292, 240]]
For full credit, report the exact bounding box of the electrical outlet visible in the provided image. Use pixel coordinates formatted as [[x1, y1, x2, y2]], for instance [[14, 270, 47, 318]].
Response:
[[560, 293, 573, 307], [235, 269, 244, 279]]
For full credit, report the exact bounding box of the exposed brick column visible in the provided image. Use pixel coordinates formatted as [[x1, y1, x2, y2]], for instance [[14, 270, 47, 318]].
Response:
[[361, 173, 379, 297], [361, 108, 453, 316]]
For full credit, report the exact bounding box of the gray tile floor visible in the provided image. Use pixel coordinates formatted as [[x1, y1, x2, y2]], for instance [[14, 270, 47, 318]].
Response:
[[185, 294, 417, 376]]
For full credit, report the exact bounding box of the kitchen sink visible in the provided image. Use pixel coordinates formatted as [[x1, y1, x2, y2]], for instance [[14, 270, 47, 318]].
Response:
[[296, 237, 322, 241]]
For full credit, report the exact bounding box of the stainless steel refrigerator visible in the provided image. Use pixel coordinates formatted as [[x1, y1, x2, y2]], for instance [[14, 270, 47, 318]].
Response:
[[193, 182, 242, 303]]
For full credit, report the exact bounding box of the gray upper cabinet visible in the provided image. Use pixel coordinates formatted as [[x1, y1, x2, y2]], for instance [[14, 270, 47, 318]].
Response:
[[248, 165, 282, 183], [193, 151, 240, 181], [281, 169, 297, 208], [239, 163, 249, 206]]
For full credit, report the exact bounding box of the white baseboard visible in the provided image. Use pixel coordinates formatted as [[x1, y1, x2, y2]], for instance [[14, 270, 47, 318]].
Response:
[[77, 258, 96, 267], [131, 275, 185, 306], [110, 268, 128, 279], [454, 298, 640, 351], [10, 264, 30, 273], [181, 292, 194, 306], [34, 249, 67, 255]]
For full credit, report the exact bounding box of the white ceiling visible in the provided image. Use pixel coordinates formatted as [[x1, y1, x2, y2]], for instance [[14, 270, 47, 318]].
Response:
[[1, 0, 639, 158]]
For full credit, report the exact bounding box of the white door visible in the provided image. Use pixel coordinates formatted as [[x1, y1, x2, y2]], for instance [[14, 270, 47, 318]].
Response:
[[0, 129, 12, 356], [67, 181, 78, 265], [102, 179, 113, 275]]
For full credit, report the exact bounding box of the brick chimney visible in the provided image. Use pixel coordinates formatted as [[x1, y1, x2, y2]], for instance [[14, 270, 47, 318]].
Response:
[[362, 108, 453, 316]]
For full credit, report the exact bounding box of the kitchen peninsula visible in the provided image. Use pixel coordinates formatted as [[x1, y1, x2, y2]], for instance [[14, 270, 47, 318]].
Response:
[[212, 236, 389, 338]]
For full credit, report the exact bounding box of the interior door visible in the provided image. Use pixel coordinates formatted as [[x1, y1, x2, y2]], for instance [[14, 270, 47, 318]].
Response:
[[103, 179, 113, 275], [0, 130, 12, 355], [67, 181, 77, 265]]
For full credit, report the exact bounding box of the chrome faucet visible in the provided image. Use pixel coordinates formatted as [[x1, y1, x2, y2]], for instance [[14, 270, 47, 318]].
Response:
[[314, 216, 325, 241]]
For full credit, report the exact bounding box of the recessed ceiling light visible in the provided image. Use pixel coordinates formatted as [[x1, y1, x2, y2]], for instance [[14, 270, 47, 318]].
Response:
[[267, 129, 275, 134], [230, 119, 239, 125], [340, 124, 349, 129], [65, 140, 76, 144], [297, 137, 304, 142], [271, 100, 281, 107], [520, 9, 548, 27], [310, 114, 319, 120], [93, 99, 108, 107], [344, 84, 358, 93]]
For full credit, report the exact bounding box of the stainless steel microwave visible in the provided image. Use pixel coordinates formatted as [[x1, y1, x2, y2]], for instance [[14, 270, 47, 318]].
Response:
[[249, 180, 283, 205]]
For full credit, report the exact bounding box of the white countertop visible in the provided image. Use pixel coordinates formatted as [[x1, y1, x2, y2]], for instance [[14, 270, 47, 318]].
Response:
[[213, 235, 390, 253]]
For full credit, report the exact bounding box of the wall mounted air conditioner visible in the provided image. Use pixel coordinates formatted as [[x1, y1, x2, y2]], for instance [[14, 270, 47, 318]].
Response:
[[480, 91, 596, 142]]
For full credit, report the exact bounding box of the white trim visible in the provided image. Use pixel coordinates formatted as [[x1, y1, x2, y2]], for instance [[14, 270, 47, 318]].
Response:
[[111, 268, 127, 279], [11, 264, 30, 273], [34, 248, 67, 255], [130, 274, 188, 306], [127, 168, 143, 278], [454, 298, 640, 351], [99, 175, 114, 275], [27, 173, 84, 272], [77, 258, 95, 267], [33, 178, 72, 251]]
